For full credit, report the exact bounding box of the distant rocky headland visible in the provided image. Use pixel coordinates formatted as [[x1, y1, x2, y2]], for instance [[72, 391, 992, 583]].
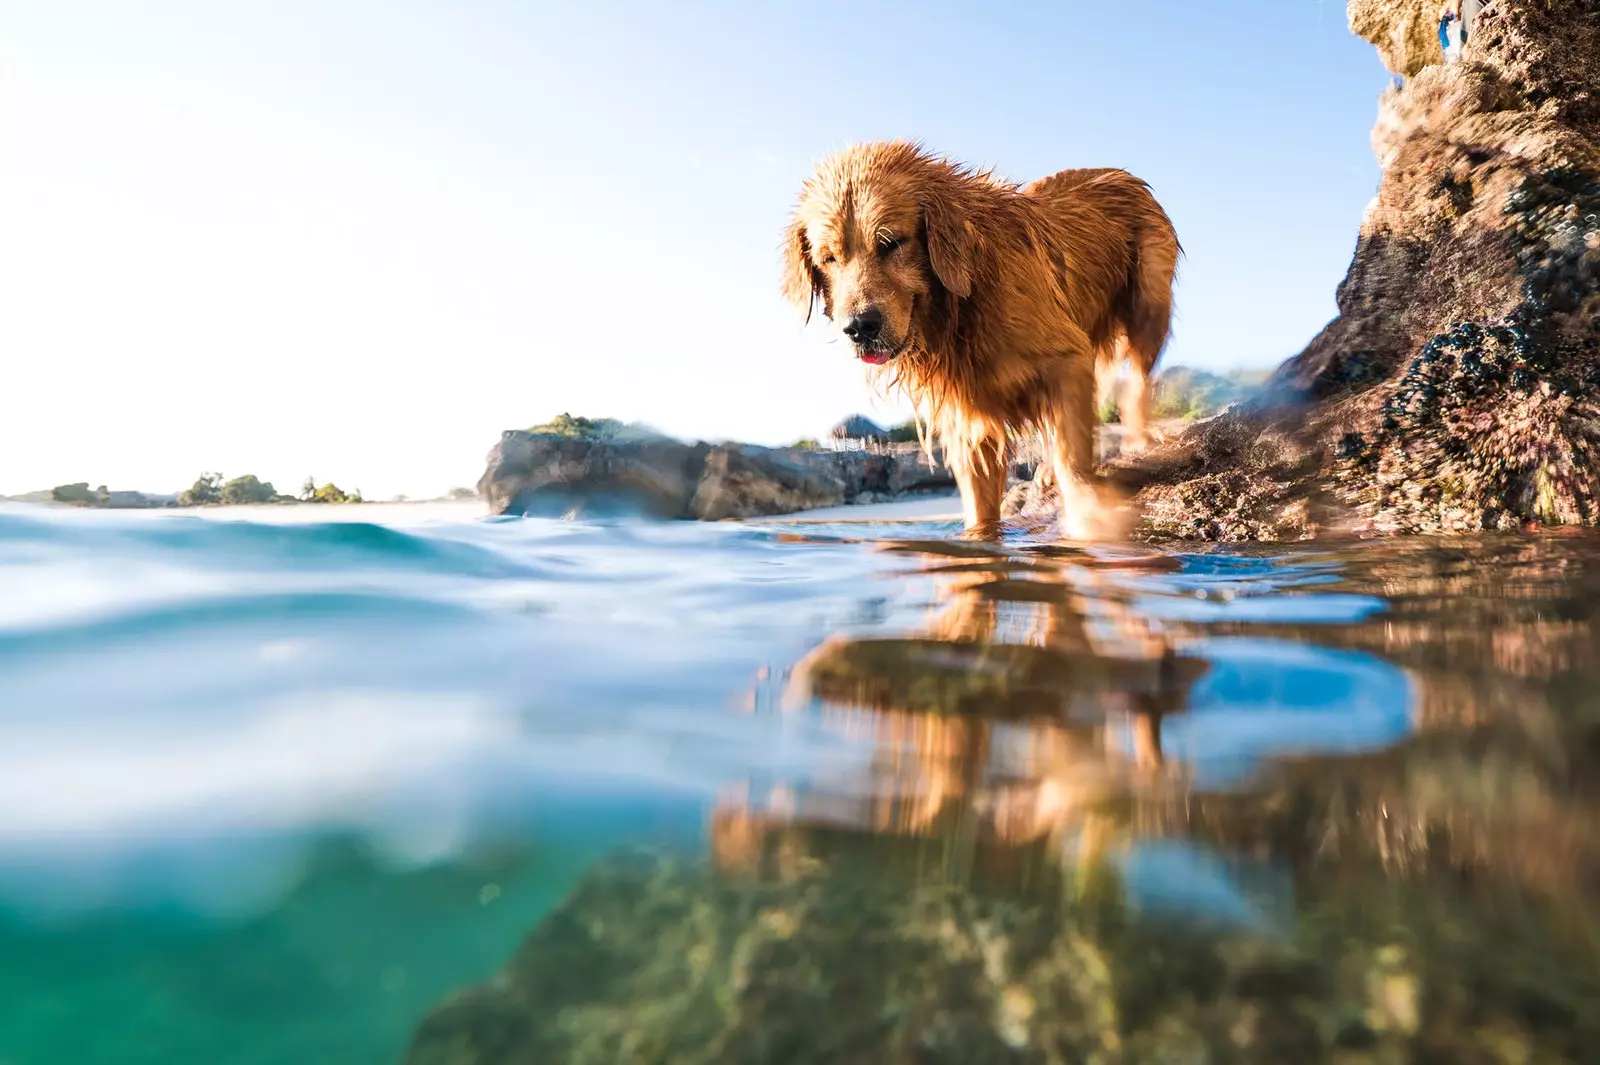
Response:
[[5, 474, 478, 510]]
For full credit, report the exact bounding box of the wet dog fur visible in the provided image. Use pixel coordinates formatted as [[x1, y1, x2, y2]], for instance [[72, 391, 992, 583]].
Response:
[[782, 141, 1180, 537]]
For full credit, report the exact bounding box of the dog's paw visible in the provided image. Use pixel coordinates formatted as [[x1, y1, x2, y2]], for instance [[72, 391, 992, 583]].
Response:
[[1057, 486, 1138, 542], [952, 521, 1005, 542], [1056, 510, 1099, 542]]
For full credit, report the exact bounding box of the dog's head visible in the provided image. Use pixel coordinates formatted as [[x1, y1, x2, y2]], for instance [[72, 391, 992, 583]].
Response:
[[782, 141, 976, 365]]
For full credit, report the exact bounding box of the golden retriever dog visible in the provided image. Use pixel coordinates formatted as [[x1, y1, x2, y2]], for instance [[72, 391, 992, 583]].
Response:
[[782, 140, 1180, 538]]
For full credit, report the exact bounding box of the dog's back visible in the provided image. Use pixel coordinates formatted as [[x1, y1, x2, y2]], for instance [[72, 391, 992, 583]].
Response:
[[1021, 167, 1180, 447], [1021, 168, 1180, 375]]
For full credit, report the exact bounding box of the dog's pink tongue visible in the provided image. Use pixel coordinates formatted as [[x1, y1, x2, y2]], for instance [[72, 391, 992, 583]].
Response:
[[859, 351, 892, 365]]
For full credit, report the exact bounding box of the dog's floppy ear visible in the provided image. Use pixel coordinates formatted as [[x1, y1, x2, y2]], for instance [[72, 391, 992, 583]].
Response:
[[781, 214, 822, 322], [920, 195, 974, 299]]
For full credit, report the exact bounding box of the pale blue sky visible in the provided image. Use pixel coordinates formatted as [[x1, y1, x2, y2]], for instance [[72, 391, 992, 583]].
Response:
[[0, 2, 1388, 498]]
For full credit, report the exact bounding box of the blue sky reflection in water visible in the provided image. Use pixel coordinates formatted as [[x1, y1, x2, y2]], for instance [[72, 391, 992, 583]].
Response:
[[0, 502, 1463, 1062]]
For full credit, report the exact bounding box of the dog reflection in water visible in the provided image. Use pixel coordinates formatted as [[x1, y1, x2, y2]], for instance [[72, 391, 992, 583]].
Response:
[[713, 544, 1205, 882]]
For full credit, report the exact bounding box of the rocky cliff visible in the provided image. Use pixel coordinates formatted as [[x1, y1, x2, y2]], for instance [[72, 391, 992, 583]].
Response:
[[1115, 0, 1600, 539]]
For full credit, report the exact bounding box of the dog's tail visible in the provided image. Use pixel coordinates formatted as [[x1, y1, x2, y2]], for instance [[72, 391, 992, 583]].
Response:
[[1030, 168, 1180, 377], [1110, 191, 1182, 445], [1122, 186, 1182, 375]]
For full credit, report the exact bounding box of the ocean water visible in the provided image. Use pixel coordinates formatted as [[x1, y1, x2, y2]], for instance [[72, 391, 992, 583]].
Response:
[[1, 501, 1597, 1063]]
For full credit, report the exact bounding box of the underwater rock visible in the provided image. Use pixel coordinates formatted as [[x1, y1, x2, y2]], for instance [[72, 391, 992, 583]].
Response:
[[402, 839, 1600, 1064], [1118, 0, 1600, 539], [401, 849, 1343, 1065]]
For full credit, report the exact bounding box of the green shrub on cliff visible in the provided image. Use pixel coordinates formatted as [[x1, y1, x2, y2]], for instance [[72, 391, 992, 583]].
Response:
[[1152, 367, 1264, 421], [179, 472, 224, 506], [50, 482, 100, 505], [298, 477, 362, 504], [1096, 367, 1265, 424], [318, 483, 362, 504], [529, 413, 628, 441], [220, 474, 276, 505], [182, 472, 280, 506]]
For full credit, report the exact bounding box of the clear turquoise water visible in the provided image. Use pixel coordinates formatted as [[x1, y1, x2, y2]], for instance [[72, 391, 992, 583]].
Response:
[[1, 502, 1595, 1062]]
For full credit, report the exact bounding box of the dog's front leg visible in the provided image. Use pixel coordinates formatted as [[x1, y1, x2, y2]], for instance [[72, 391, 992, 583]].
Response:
[[949, 433, 1008, 537]]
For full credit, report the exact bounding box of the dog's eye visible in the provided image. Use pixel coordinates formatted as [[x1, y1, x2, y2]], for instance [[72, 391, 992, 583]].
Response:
[[820, 253, 837, 265], [878, 237, 903, 256]]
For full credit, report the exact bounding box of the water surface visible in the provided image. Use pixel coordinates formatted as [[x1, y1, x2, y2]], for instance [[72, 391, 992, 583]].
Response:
[[2, 502, 1597, 1063]]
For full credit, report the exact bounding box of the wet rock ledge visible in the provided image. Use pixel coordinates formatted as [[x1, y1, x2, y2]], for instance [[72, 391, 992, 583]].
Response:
[[478, 430, 957, 520]]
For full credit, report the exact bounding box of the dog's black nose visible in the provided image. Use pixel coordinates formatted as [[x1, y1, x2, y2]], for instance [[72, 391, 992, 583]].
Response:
[[841, 308, 883, 344]]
